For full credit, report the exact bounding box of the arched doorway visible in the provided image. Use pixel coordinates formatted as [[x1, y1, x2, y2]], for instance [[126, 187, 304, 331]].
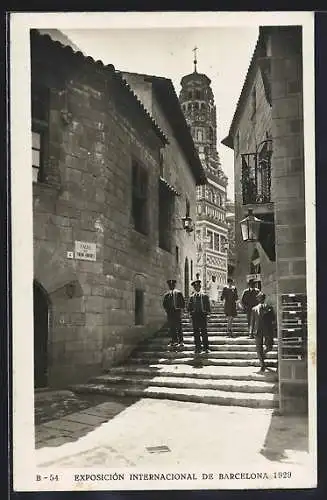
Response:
[[184, 257, 190, 300], [34, 280, 50, 388]]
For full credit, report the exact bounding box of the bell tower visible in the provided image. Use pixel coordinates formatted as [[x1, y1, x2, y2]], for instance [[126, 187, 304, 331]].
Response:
[[179, 49, 229, 295]]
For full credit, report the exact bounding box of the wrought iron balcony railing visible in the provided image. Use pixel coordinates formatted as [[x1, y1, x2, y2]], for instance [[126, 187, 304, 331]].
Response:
[[241, 140, 272, 205]]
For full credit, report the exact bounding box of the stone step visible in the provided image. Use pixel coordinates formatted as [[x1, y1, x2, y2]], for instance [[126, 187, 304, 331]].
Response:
[[182, 330, 249, 334], [71, 383, 279, 409], [181, 329, 250, 334], [128, 357, 278, 368], [152, 336, 258, 345], [142, 341, 277, 353], [88, 373, 278, 394], [131, 350, 277, 360], [109, 364, 279, 380], [182, 321, 248, 326], [106, 364, 279, 382]]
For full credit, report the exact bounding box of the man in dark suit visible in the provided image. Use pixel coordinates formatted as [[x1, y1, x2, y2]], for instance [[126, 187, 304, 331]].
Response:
[[188, 279, 211, 354], [250, 292, 276, 372], [163, 279, 185, 349], [241, 279, 261, 338]]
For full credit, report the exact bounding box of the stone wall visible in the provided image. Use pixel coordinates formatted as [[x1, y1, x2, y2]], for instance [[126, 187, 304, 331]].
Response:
[[32, 38, 190, 387], [233, 64, 276, 302], [122, 73, 198, 296], [270, 27, 307, 413]]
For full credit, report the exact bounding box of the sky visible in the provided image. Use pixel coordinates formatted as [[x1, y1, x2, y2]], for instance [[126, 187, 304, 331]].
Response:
[[63, 27, 259, 199]]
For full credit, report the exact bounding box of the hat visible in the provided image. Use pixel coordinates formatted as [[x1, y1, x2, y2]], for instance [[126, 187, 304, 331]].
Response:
[[191, 279, 201, 287], [167, 279, 176, 285]]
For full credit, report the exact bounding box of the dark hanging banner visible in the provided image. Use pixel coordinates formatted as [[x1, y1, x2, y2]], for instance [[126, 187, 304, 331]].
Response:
[[281, 294, 307, 361]]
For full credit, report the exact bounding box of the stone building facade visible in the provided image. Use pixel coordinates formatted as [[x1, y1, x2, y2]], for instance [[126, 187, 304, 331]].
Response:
[[31, 30, 205, 388], [225, 200, 236, 277], [121, 72, 206, 299], [222, 26, 308, 413], [179, 60, 229, 299]]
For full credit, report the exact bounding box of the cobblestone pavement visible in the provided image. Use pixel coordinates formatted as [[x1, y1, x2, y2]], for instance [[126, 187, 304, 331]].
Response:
[[36, 395, 310, 470], [35, 390, 138, 448]]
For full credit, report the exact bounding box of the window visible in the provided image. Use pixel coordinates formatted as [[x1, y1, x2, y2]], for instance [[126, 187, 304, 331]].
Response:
[[186, 197, 190, 217], [214, 233, 220, 251], [195, 90, 201, 99], [221, 236, 228, 253], [251, 87, 256, 119], [32, 131, 42, 182], [176, 246, 179, 264], [207, 230, 213, 249], [31, 83, 49, 183], [197, 130, 203, 141], [236, 131, 240, 155], [135, 289, 144, 325], [188, 91, 192, 99], [132, 160, 149, 235], [201, 103, 206, 111], [158, 179, 174, 251], [159, 150, 164, 177]]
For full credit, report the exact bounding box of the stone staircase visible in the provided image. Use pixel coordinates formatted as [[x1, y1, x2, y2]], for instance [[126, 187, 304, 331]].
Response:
[[72, 304, 279, 409]]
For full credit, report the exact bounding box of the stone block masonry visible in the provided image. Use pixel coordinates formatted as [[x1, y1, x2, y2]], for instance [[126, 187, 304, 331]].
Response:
[[32, 32, 194, 387], [270, 27, 307, 413]]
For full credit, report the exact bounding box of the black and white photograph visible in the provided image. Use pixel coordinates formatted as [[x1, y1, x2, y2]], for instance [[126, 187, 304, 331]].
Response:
[[10, 11, 316, 491]]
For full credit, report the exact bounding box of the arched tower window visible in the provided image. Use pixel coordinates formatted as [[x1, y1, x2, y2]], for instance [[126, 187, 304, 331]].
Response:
[[194, 102, 199, 110], [201, 103, 206, 110], [209, 126, 214, 143], [188, 91, 192, 99], [186, 197, 190, 217]]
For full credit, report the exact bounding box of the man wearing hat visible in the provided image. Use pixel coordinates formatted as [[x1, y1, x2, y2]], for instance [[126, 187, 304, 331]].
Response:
[[250, 292, 276, 373], [187, 278, 211, 354], [163, 279, 185, 348], [241, 279, 260, 338]]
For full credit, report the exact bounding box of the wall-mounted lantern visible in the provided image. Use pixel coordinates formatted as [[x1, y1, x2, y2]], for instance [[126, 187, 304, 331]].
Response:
[[181, 215, 194, 233], [240, 208, 262, 242]]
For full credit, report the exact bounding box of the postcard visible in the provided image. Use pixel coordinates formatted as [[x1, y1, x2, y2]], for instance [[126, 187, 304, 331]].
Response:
[[10, 10, 316, 492]]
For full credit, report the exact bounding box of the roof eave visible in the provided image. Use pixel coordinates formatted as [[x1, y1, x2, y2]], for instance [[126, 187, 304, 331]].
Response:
[[31, 30, 168, 146]]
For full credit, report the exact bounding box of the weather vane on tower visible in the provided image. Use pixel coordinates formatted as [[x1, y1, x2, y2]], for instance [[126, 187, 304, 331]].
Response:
[[193, 46, 198, 73]]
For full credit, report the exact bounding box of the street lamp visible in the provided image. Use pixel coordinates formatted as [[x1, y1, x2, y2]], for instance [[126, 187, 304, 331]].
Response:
[[181, 215, 194, 233], [240, 208, 262, 242]]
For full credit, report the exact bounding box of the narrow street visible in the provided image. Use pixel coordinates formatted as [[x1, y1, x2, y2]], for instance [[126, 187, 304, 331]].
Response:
[[35, 391, 308, 469]]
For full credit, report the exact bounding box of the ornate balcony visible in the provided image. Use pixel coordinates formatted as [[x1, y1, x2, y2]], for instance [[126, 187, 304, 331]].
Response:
[[241, 140, 272, 205]]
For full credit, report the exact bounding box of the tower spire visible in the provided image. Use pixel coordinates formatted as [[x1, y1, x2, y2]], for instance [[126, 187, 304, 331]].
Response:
[[193, 46, 198, 73]]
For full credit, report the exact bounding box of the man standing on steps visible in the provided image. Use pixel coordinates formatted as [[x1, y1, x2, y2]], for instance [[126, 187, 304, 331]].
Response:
[[221, 278, 238, 337], [250, 292, 277, 373], [163, 279, 185, 350], [188, 279, 211, 355], [241, 279, 260, 338]]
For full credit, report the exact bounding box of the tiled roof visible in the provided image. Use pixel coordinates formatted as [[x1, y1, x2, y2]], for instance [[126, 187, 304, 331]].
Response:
[[159, 177, 181, 196], [30, 29, 168, 145]]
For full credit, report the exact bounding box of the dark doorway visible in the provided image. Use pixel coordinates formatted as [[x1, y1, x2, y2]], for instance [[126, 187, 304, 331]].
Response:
[[184, 257, 189, 300], [34, 281, 50, 388]]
